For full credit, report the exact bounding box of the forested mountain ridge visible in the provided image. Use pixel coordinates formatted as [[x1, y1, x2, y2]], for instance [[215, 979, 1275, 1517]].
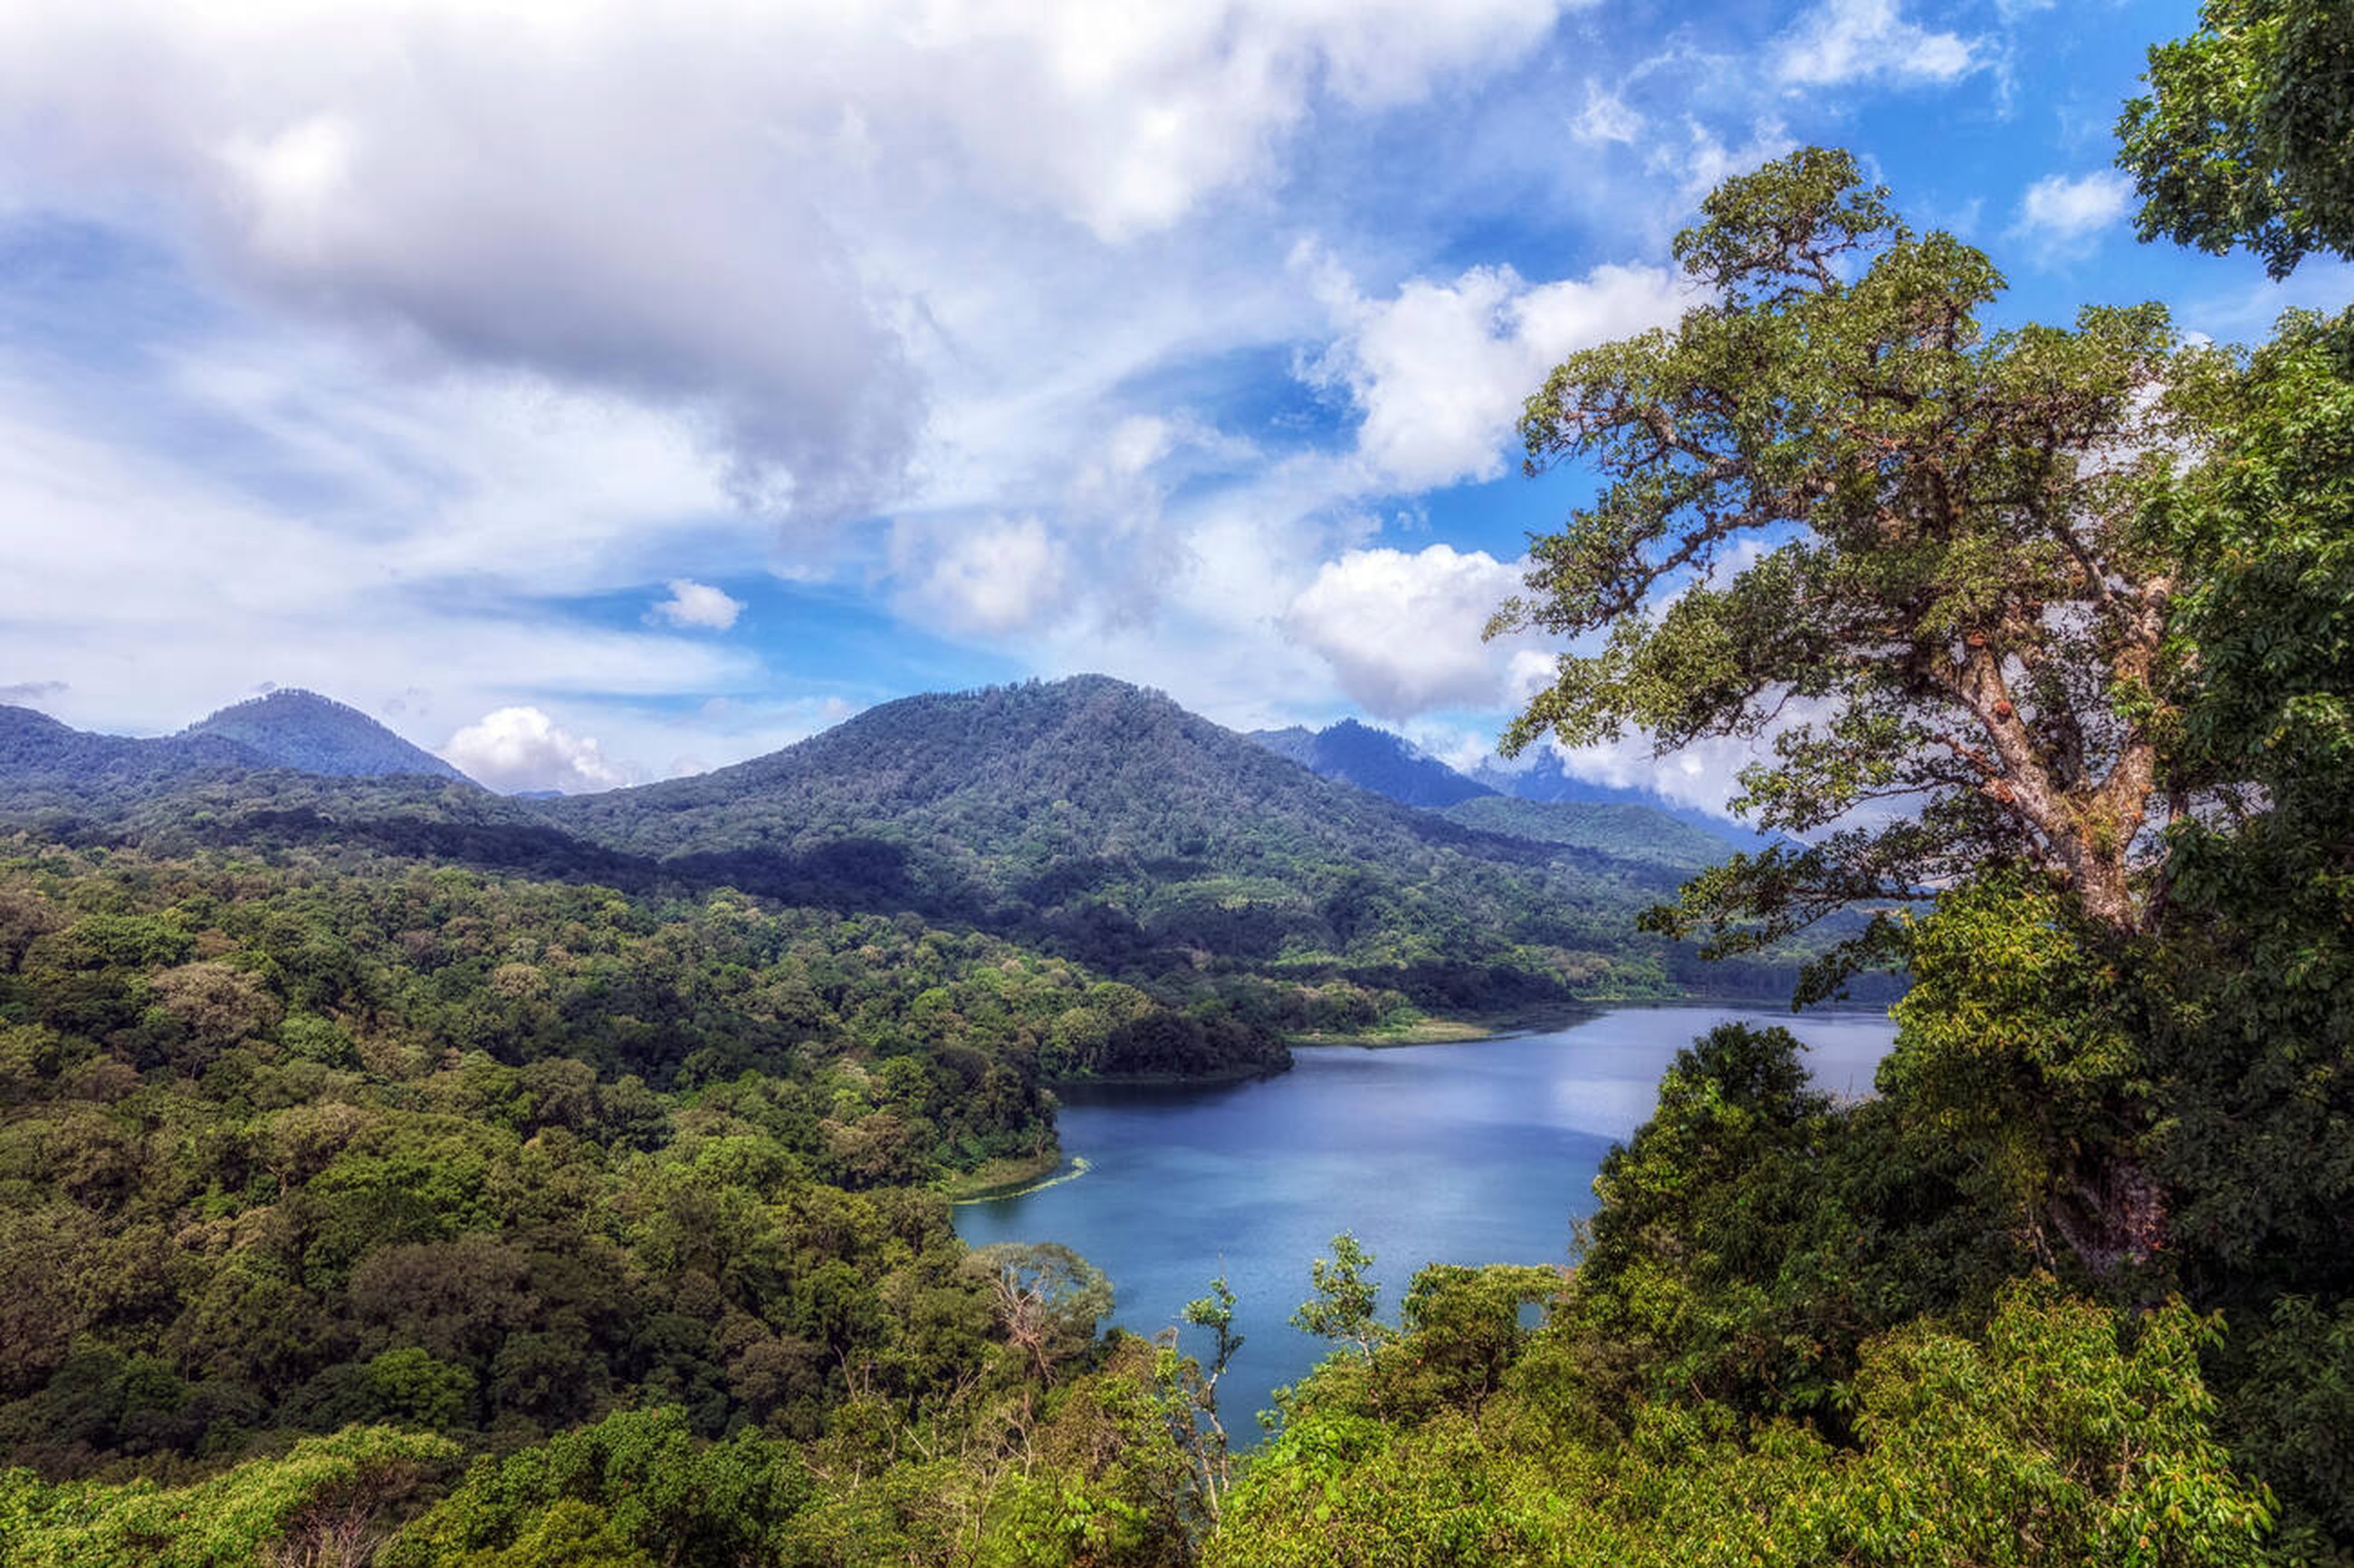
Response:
[[3, 679, 1837, 1027], [1470, 745, 1784, 855], [532, 675, 1766, 1004], [0, 703, 272, 819], [1244, 716, 1748, 869], [1246, 718, 1497, 808], [180, 690, 473, 782]]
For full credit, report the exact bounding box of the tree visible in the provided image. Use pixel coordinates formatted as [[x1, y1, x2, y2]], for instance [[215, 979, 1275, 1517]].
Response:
[[1491, 148, 2205, 976], [1156, 1274, 1245, 1527], [962, 1241, 1114, 1384], [1293, 1233, 1391, 1363], [2117, 0, 2354, 278]]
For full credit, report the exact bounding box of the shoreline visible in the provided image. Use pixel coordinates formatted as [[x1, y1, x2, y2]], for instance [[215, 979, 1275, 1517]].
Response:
[[949, 1154, 1093, 1206], [943, 1148, 1064, 1201], [1290, 992, 1890, 1052], [1045, 1059, 1287, 1089]]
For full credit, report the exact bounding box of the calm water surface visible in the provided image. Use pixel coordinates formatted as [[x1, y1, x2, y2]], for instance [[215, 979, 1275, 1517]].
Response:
[[954, 1004, 1896, 1420]]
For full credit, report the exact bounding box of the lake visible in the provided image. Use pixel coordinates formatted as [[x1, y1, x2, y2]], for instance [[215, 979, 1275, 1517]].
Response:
[[953, 1003, 1898, 1422]]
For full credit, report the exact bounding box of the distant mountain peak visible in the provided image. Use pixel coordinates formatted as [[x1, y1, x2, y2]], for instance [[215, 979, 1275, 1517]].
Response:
[[1245, 720, 1495, 809], [182, 688, 473, 783], [1469, 749, 1779, 856]]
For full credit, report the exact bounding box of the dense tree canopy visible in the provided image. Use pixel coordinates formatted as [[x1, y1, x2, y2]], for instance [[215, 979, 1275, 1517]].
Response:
[[2118, 0, 2354, 278]]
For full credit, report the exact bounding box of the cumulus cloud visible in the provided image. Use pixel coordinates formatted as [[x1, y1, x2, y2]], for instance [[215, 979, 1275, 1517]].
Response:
[[1773, 0, 1979, 87], [2014, 170, 2133, 247], [0, 680, 68, 706], [1281, 544, 1536, 719], [652, 579, 743, 631], [1302, 250, 1688, 491], [895, 515, 1069, 637], [442, 707, 631, 795]]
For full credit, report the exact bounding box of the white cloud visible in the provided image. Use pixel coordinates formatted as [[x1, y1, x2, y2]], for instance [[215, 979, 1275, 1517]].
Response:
[[0, 0, 1579, 521], [0, 379, 765, 773], [1659, 119, 1800, 203], [652, 579, 742, 631], [1773, 0, 1979, 87], [0, 680, 69, 708], [442, 706, 630, 795], [2014, 170, 2133, 246], [1303, 250, 1688, 491], [1571, 81, 1643, 146], [895, 514, 1069, 637], [1281, 544, 1535, 719]]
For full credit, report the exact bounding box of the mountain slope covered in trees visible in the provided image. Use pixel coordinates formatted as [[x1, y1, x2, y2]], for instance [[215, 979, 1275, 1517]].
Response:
[[534, 675, 1755, 1004], [1247, 719, 1497, 808], [1440, 794, 1737, 872], [181, 690, 472, 782]]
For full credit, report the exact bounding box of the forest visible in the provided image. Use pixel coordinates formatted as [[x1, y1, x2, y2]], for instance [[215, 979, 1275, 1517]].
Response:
[[2, 1, 2351, 1563], [3, 674, 1859, 1014]]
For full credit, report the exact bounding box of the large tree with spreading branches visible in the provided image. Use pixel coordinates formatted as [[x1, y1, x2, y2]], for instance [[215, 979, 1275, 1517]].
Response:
[[1491, 148, 2210, 991]]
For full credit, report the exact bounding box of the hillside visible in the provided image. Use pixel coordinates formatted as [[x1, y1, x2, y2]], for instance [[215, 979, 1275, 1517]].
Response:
[[1442, 794, 1738, 872], [1246, 717, 1771, 861], [0, 702, 269, 818], [181, 688, 471, 781], [1247, 719, 1495, 808], [0, 679, 1832, 1010], [539, 676, 1701, 1005]]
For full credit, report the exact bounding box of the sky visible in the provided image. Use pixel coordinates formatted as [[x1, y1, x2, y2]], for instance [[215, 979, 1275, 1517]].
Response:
[[0, 0, 2342, 808]]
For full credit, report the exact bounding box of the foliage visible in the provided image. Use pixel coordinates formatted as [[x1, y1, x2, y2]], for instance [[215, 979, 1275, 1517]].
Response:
[[380, 1407, 809, 1568], [1293, 1233, 1393, 1366], [1496, 147, 2205, 966], [1211, 1287, 2273, 1568], [1549, 1021, 2027, 1425], [2118, 0, 2354, 278], [0, 1425, 457, 1566], [0, 841, 1134, 1475]]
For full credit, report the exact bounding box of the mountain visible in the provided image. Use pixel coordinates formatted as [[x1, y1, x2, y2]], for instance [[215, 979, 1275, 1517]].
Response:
[[1471, 748, 1783, 856], [1247, 719, 1496, 808], [537, 676, 1712, 1003], [1244, 717, 1768, 865], [0, 702, 271, 817], [1441, 795, 1742, 873], [1, 676, 1832, 1006], [181, 689, 472, 781]]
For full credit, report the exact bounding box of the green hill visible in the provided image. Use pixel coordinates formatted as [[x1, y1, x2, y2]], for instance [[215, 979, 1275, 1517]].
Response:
[[181, 689, 471, 781], [539, 675, 1693, 1007]]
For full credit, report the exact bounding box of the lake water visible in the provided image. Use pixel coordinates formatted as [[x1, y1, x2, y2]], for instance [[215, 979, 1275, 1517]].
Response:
[[953, 1004, 1897, 1422]]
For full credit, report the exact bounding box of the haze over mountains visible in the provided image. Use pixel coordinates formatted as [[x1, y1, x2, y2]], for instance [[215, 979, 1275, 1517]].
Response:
[[0, 675, 1841, 1007], [1247, 717, 1777, 858]]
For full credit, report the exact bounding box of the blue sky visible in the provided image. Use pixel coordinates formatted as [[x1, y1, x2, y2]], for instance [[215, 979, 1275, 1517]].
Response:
[[0, 0, 2340, 802]]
